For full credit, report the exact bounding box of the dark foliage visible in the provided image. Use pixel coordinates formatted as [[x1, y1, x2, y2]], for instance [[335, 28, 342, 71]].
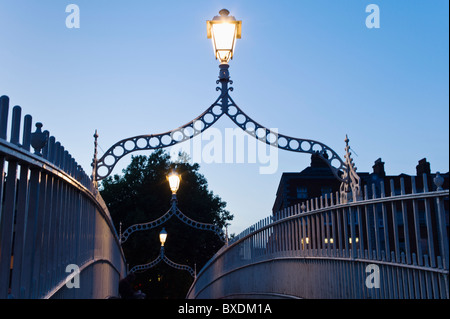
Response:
[[100, 149, 233, 299]]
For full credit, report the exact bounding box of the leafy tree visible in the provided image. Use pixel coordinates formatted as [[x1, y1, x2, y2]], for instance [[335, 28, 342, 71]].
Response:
[[100, 149, 233, 298]]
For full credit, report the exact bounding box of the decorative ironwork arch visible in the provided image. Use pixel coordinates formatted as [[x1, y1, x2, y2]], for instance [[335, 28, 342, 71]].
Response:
[[92, 64, 347, 183], [129, 247, 195, 278], [120, 206, 226, 244]]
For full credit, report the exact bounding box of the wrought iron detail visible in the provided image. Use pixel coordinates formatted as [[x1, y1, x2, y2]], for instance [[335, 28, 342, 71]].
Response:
[[339, 135, 362, 203], [120, 209, 173, 244], [120, 205, 226, 244], [94, 64, 348, 183], [30, 122, 49, 156], [91, 130, 99, 191], [129, 247, 195, 278]]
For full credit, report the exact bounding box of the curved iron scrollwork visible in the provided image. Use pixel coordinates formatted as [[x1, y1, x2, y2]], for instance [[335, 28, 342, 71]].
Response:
[[120, 209, 173, 244], [93, 64, 347, 183], [129, 247, 195, 278], [120, 206, 226, 244], [94, 101, 223, 181], [339, 135, 362, 203]]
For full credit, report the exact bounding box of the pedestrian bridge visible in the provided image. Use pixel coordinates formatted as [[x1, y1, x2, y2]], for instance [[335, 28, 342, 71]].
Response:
[[0, 94, 448, 299], [187, 174, 449, 299], [0, 96, 126, 299]]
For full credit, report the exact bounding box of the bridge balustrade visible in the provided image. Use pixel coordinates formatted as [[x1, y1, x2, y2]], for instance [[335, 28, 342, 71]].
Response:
[[187, 174, 449, 299], [0, 96, 126, 299]]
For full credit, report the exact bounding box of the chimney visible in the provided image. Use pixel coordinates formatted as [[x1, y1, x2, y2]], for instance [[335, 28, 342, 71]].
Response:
[[372, 158, 385, 177], [416, 158, 431, 176], [310, 152, 329, 168]]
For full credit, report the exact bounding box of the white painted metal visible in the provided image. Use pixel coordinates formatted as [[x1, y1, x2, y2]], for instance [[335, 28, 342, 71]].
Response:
[[0, 97, 126, 299], [188, 172, 449, 299]]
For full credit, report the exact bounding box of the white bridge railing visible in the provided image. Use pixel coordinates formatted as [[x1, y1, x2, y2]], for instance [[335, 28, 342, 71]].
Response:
[[0, 95, 126, 299], [187, 173, 449, 299]]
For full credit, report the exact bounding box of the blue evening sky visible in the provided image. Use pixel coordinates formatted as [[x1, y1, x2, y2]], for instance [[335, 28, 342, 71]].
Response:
[[0, 1, 448, 234]]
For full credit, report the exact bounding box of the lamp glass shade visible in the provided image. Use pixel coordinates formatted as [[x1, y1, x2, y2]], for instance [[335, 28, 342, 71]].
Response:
[[168, 171, 180, 194], [159, 228, 168, 246], [207, 9, 241, 63]]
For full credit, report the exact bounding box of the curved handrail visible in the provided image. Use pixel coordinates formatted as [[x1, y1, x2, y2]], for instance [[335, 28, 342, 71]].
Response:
[[0, 98, 126, 299], [187, 175, 449, 299]]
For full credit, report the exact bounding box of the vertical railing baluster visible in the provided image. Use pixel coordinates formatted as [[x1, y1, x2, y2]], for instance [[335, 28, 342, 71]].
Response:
[[11, 105, 21, 144], [41, 171, 54, 296], [20, 165, 41, 298], [371, 183, 381, 261], [0, 96, 9, 297], [343, 207, 349, 258], [316, 210, 321, 256], [380, 181, 390, 261], [422, 174, 436, 268], [435, 187, 449, 270], [356, 204, 364, 259], [400, 177, 411, 264], [411, 177, 423, 266], [0, 95, 9, 139], [0, 103, 19, 299], [390, 179, 400, 262], [301, 214, 306, 256], [42, 130, 50, 159], [349, 205, 357, 259], [10, 114, 31, 298], [31, 171, 48, 298], [364, 185, 372, 260], [325, 199, 331, 257]]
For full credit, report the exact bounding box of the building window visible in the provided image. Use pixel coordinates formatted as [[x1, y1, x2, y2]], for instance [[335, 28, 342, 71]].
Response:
[[297, 187, 308, 199]]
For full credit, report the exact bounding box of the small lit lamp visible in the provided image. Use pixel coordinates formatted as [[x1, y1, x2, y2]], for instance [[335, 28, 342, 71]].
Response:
[[159, 228, 168, 247], [207, 9, 241, 64], [167, 170, 180, 194]]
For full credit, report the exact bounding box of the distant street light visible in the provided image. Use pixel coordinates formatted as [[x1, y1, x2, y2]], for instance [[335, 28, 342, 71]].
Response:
[[207, 9, 242, 64], [159, 228, 168, 247], [120, 168, 227, 244], [129, 229, 196, 278]]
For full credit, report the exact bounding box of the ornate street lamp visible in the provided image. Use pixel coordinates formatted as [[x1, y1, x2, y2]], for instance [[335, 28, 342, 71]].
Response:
[[120, 169, 226, 244], [207, 9, 242, 64], [159, 228, 168, 247], [167, 170, 180, 195], [129, 229, 196, 278], [94, 9, 355, 201]]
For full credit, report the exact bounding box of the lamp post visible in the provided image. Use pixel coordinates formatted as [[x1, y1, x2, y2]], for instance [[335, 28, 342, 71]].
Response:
[[94, 9, 355, 199], [207, 9, 241, 114], [129, 228, 196, 278], [207, 9, 241, 65], [120, 169, 226, 244], [159, 228, 168, 247], [167, 169, 180, 215], [167, 170, 180, 195]]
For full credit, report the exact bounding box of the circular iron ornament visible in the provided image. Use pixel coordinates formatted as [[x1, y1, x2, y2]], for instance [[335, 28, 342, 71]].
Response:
[[129, 248, 195, 277], [120, 207, 226, 244], [94, 65, 347, 183]]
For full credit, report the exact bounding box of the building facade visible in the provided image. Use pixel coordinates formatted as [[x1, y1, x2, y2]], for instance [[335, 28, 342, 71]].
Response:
[[273, 155, 449, 214]]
